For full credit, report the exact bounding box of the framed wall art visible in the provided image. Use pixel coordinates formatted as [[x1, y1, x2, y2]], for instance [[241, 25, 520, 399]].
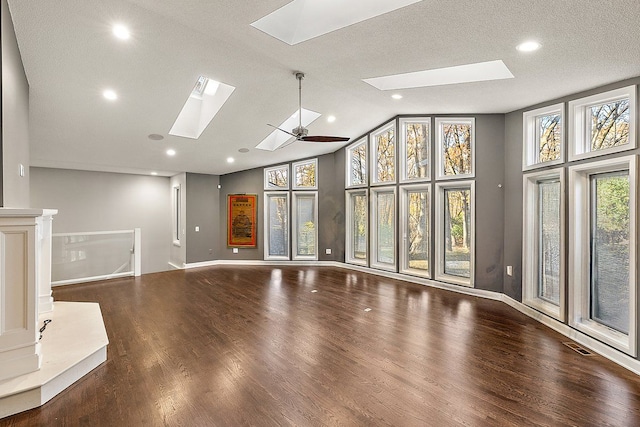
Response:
[[227, 194, 257, 247]]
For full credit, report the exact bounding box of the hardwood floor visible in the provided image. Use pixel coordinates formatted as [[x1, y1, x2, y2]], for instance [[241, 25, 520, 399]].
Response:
[[2, 265, 640, 426]]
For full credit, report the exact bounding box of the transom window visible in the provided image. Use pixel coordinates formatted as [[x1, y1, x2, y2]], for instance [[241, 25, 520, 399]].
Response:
[[523, 103, 564, 170], [346, 137, 368, 187], [568, 85, 636, 161], [264, 164, 289, 190], [292, 159, 317, 190], [371, 122, 396, 185], [435, 118, 475, 180], [400, 118, 430, 182]]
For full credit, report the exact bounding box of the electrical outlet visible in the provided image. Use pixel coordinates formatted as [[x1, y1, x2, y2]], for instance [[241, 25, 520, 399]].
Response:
[[325, 248, 332, 255], [506, 265, 513, 276], [232, 248, 239, 254]]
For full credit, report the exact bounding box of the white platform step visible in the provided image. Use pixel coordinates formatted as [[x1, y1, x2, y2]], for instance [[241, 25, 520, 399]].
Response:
[[0, 302, 109, 418]]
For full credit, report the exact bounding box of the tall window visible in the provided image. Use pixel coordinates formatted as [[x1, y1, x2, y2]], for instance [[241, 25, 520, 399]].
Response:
[[523, 104, 564, 170], [346, 137, 368, 187], [172, 185, 181, 246], [435, 118, 475, 180], [523, 168, 565, 320], [264, 192, 289, 260], [569, 85, 636, 161], [436, 181, 474, 286], [569, 155, 637, 356], [371, 122, 396, 185], [292, 159, 317, 190], [292, 192, 318, 260], [400, 118, 430, 182], [400, 184, 430, 277], [370, 187, 396, 271], [346, 190, 368, 266]]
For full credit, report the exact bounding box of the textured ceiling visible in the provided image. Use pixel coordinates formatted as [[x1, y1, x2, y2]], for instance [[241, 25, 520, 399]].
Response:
[[7, 0, 640, 176]]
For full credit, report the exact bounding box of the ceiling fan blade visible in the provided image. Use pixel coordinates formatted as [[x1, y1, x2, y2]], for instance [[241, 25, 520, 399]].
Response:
[[299, 135, 350, 142], [267, 123, 296, 137]]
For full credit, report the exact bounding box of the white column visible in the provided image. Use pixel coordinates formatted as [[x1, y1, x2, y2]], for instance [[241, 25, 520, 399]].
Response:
[[0, 208, 47, 381], [37, 209, 57, 313]]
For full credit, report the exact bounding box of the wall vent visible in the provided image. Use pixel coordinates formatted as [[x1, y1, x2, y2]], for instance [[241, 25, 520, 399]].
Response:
[[563, 341, 595, 356]]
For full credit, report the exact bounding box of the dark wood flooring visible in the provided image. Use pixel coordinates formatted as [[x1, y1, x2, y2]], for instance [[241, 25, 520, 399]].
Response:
[[2, 266, 640, 426]]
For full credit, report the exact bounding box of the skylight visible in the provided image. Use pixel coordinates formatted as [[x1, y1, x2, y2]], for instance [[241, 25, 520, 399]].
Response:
[[169, 76, 235, 139], [362, 60, 515, 90], [251, 0, 423, 45], [256, 109, 321, 151]]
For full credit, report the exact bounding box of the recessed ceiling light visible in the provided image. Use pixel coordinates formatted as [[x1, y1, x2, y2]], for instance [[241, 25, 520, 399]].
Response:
[[112, 24, 130, 40], [516, 41, 541, 52], [103, 89, 117, 101], [391, 94, 403, 100], [327, 115, 336, 123], [227, 157, 235, 163], [238, 148, 250, 153], [166, 149, 176, 156], [148, 134, 164, 141], [150, 172, 158, 176]]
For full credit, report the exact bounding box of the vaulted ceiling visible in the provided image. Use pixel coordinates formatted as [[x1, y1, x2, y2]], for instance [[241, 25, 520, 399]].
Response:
[[8, 0, 640, 176]]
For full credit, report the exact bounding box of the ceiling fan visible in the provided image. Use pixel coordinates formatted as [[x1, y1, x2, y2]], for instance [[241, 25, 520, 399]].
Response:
[[268, 72, 350, 144]]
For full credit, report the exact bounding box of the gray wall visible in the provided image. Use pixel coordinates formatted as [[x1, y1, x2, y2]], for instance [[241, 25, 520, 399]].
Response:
[[474, 114, 505, 292], [317, 153, 344, 261], [30, 167, 171, 274], [502, 76, 640, 301], [218, 166, 264, 260], [215, 151, 343, 261], [1, 0, 30, 207], [186, 173, 221, 263]]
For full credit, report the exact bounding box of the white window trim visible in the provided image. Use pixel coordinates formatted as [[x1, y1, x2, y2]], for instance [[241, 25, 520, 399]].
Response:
[[568, 155, 637, 356], [435, 117, 475, 181], [522, 167, 565, 321], [172, 184, 181, 246], [568, 85, 637, 162], [370, 121, 397, 186], [345, 189, 368, 266], [292, 158, 318, 190], [264, 164, 290, 190], [435, 180, 475, 287], [346, 137, 368, 188], [399, 117, 431, 183], [263, 191, 290, 261], [292, 191, 318, 261], [370, 186, 397, 272], [400, 183, 431, 278], [522, 103, 565, 171]]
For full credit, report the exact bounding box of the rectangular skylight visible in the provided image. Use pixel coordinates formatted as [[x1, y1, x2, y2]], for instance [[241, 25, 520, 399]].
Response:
[[256, 109, 321, 151], [169, 76, 235, 139], [251, 0, 422, 45], [362, 60, 515, 90]]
